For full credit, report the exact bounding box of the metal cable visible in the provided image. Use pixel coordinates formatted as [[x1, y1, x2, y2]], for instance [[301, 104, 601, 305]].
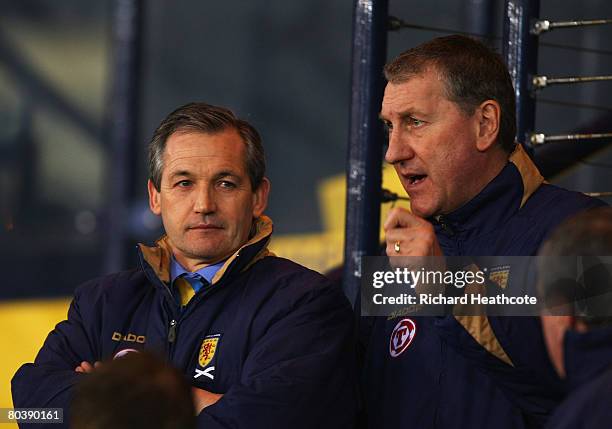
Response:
[[539, 42, 612, 57], [387, 17, 612, 57], [533, 19, 612, 35], [537, 98, 612, 113], [584, 191, 612, 197], [536, 97, 612, 113], [381, 188, 410, 202], [531, 132, 612, 145], [387, 17, 493, 39], [533, 75, 612, 89]]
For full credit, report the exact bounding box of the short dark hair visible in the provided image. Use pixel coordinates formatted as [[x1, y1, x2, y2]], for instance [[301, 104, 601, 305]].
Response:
[[384, 35, 517, 153], [148, 102, 266, 191], [71, 352, 195, 429], [538, 207, 612, 327]]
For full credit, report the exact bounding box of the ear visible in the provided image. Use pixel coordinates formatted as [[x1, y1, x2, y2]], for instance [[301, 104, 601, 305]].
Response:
[[148, 179, 162, 216], [251, 177, 270, 218], [475, 100, 501, 152], [540, 315, 574, 378]]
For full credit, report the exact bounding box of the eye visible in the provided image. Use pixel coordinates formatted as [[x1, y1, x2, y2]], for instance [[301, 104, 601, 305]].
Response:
[[382, 121, 393, 134], [175, 180, 192, 188], [218, 180, 237, 189], [409, 117, 425, 128]]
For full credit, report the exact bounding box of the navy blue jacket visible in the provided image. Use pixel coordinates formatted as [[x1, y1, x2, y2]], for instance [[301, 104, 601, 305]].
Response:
[[364, 146, 605, 428], [545, 327, 612, 429], [12, 217, 357, 428]]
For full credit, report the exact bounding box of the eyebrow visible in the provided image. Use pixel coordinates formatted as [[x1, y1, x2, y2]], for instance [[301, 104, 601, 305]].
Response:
[[213, 171, 242, 182], [379, 109, 429, 121], [167, 169, 243, 182], [169, 170, 193, 179]]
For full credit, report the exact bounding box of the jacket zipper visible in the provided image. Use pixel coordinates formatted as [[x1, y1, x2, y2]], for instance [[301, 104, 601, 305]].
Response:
[[135, 249, 181, 357], [168, 319, 177, 343]]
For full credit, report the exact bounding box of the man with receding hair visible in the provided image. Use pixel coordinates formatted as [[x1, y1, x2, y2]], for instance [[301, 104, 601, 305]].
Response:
[[13, 102, 356, 429], [363, 35, 605, 428]]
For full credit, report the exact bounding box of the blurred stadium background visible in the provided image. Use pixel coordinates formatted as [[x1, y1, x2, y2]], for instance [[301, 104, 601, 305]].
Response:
[[2, 0, 612, 419]]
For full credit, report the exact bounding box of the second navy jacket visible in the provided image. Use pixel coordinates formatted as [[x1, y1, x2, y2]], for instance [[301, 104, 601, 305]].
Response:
[[12, 216, 357, 429]]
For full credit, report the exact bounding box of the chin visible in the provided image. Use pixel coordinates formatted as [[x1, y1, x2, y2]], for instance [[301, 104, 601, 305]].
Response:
[[408, 193, 443, 218], [409, 203, 433, 219], [184, 245, 224, 261]]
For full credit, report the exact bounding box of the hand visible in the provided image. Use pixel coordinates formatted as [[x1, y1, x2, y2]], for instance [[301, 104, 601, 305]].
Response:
[[192, 387, 223, 414], [384, 208, 445, 296], [384, 207, 443, 257], [74, 361, 102, 373]]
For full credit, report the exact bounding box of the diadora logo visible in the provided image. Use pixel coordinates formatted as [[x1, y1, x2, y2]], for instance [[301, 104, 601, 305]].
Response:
[[111, 332, 146, 343], [194, 333, 222, 381], [389, 318, 417, 358]]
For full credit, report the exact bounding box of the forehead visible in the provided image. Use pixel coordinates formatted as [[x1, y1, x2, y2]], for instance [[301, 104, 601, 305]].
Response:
[[162, 129, 247, 174], [381, 72, 449, 116]]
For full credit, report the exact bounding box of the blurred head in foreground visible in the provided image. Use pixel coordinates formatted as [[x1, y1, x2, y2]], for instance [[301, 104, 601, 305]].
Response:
[[537, 207, 612, 377], [71, 352, 195, 429]]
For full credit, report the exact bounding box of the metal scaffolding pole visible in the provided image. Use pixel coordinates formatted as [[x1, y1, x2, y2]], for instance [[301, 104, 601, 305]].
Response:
[[105, 0, 143, 273], [343, 0, 388, 308], [503, 0, 540, 155]]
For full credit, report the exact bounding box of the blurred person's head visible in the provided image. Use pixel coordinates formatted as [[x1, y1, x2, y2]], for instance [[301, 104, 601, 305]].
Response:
[[381, 35, 516, 218], [147, 103, 270, 270], [71, 352, 195, 429], [537, 207, 612, 377]]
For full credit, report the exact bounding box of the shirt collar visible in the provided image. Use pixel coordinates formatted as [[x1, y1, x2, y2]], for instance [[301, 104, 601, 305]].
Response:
[[170, 257, 227, 285]]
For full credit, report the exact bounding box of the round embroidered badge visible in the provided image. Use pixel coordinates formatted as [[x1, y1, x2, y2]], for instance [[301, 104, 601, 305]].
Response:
[[389, 318, 417, 358]]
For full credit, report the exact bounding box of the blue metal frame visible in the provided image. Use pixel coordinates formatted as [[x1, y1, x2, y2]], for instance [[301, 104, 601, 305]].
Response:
[[342, 0, 388, 308], [503, 0, 540, 155]]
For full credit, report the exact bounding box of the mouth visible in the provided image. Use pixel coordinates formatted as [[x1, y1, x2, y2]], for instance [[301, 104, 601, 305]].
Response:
[[188, 224, 223, 231], [405, 174, 427, 186]]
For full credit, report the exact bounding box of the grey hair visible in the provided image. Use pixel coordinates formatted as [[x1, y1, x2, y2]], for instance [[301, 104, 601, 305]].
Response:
[[384, 35, 517, 153], [148, 102, 266, 191]]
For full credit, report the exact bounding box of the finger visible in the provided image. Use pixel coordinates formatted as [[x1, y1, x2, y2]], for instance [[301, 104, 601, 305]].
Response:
[[383, 207, 408, 231], [80, 361, 94, 373], [386, 228, 439, 257], [94, 361, 103, 369], [385, 228, 432, 250], [75, 366, 84, 373], [384, 207, 425, 231], [385, 228, 417, 245]]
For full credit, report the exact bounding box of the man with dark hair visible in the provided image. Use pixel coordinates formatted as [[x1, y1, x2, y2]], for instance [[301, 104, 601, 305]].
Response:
[[363, 35, 605, 428], [537, 207, 612, 429], [71, 352, 195, 429], [13, 102, 356, 429]]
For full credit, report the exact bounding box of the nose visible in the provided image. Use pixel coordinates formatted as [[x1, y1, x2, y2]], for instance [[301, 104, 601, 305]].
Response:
[[385, 128, 415, 165], [194, 184, 216, 214]]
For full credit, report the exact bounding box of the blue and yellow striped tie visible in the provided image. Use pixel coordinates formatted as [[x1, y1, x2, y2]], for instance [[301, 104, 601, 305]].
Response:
[[175, 273, 206, 306]]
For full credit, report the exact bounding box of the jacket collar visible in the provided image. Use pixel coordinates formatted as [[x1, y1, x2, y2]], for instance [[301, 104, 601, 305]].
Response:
[[137, 215, 274, 285], [563, 326, 612, 391], [433, 144, 544, 235]]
